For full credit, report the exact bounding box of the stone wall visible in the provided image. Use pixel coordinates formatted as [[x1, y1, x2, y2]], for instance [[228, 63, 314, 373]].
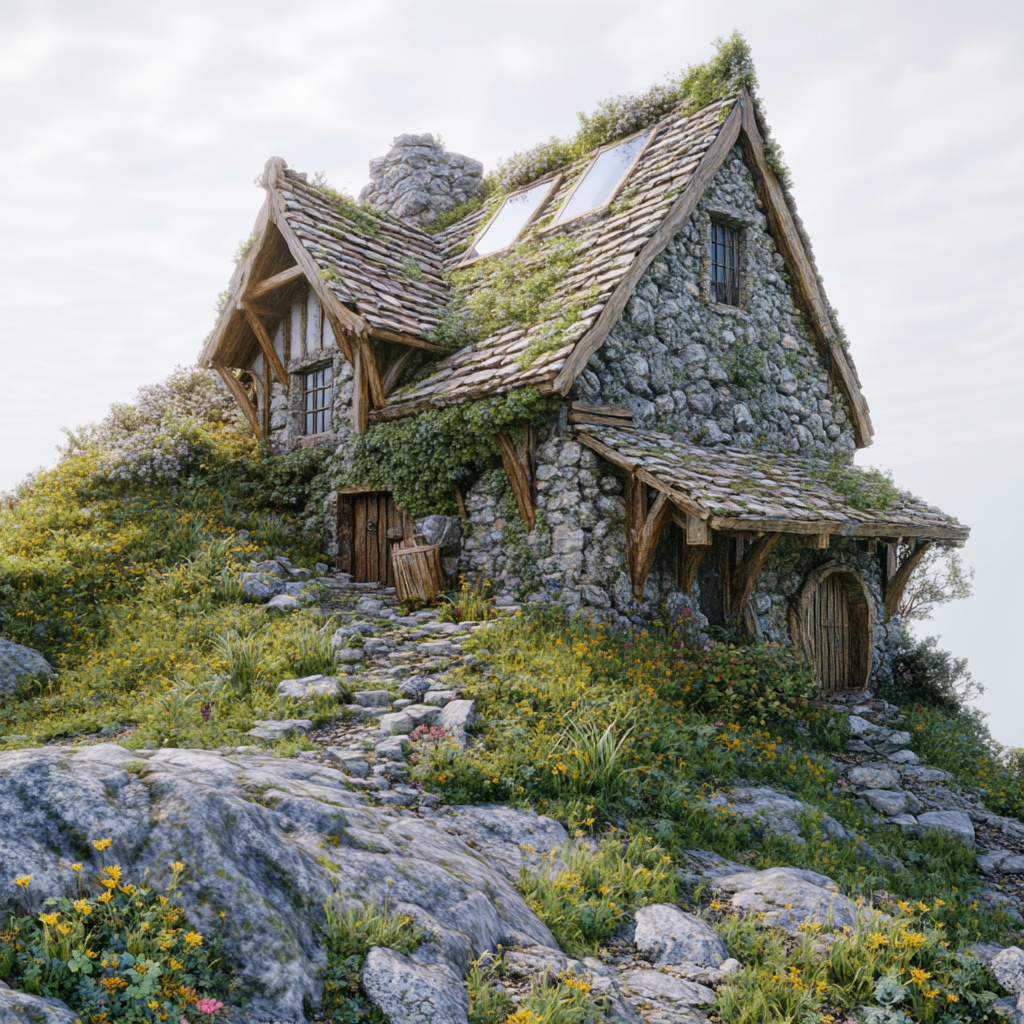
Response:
[[266, 349, 356, 455], [571, 145, 857, 459], [358, 133, 484, 227]]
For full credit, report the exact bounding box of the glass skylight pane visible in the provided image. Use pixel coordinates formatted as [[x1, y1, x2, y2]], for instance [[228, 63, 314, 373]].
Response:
[[554, 132, 649, 224], [470, 179, 553, 257]]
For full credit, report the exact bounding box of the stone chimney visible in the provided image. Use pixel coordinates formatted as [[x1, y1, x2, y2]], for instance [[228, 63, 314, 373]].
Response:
[[358, 133, 484, 227]]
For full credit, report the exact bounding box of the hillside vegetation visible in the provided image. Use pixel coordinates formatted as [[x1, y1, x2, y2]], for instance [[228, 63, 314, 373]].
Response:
[[2, 368, 1022, 1024]]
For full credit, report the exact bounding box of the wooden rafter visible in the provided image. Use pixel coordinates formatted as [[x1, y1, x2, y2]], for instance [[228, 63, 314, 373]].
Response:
[[730, 532, 781, 617], [212, 364, 260, 436], [624, 476, 672, 600], [369, 327, 448, 355], [383, 348, 417, 396], [884, 540, 931, 621], [242, 306, 287, 385], [248, 264, 304, 300], [494, 428, 536, 530], [567, 401, 636, 428]]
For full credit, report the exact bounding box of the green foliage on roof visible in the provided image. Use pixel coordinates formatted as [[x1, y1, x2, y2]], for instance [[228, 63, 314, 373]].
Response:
[[308, 171, 383, 237], [814, 454, 906, 512], [332, 387, 558, 518], [489, 31, 758, 195]]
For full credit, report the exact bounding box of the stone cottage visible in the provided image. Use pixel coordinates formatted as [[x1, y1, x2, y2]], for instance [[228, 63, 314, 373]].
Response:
[[200, 89, 968, 693]]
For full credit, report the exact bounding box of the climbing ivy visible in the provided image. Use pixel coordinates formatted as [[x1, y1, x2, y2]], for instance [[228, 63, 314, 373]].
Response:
[[331, 388, 558, 519]]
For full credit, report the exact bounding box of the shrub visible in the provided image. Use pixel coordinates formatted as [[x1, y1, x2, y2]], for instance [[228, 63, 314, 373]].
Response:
[[0, 857, 232, 1024], [714, 901, 1000, 1024], [319, 900, 425, 1024], [678, 642, 816, 726], [437, 576, 499, 623], [516, 837, 675, 957], [874, 633, 980, 712]]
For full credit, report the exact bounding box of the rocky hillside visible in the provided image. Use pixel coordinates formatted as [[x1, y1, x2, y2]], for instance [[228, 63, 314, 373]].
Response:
[[2, 369, 1024, 1024]]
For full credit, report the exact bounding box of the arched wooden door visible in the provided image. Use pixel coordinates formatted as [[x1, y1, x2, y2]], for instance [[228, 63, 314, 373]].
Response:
[[793, 563, 874, 693]]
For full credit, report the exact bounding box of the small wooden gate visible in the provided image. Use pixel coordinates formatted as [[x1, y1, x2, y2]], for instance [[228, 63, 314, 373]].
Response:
[[793, 563, 874, 693], [336, 491, 414, 587]]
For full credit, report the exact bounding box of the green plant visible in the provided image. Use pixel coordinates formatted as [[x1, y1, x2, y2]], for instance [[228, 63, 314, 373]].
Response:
[[319, 899, 425, 1024], [511, 974, 604, 1024], [723, 338, 766, 386], [308, 172, 382, 236], [291, 623, 336, 678], [678, 642, 816, 726], [714, 901, 1000, 1024], [437, 576, 498, 623], [874, 634, 980, 712], [0, 856, 232, 1024], [810, 453, 905, 512], [401, 257, 426, 282], [232, 234, 256, 265], [333, 388, 557, 518], [466, 958, 512, 1024], [516, 837, 675, 957], [422, 197, 486, 234], [549, 719, 637, 797], [211, 628, 267, 699]]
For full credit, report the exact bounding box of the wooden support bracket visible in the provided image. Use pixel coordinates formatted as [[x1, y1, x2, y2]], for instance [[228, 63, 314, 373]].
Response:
[[212, 364, 260, 436], [884, 540, 931, 621], [243, 307, 288, 385], [730, 532, 781, 616], [248, 264, 305, 300], [625, 476, 672, 600], [383, 348, 417, 396], [494, 428, 536, 530]]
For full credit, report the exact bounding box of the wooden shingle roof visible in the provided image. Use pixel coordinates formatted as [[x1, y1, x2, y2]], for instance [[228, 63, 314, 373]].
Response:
[[577, 425, 968, 542]]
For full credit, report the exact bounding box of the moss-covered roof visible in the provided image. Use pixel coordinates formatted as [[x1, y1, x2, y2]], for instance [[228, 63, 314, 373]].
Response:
[[577, 425, 968, 541]]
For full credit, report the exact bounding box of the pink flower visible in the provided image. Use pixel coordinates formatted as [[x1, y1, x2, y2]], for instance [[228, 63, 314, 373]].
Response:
[[196, 1000, 224, 1015], [181, 1019, 191, 1024], [714, 721, 725, 727]]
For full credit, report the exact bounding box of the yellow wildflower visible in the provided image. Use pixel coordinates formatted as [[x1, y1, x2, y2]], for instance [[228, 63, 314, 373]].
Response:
[[100, 866, 121, 882], [74, 900, 92, 915], [13, 876, 31, 888], [946, 993, 959, 1003], [96, 891, 113, 904], [923, 989, 940, 1000], [171, 862, 184, 874], [183, 931, 203, 948], [39, 913, 59, 926], [92, 839, 112, 852], [909, 967, 932, 986], [70, 864, 84, 873]]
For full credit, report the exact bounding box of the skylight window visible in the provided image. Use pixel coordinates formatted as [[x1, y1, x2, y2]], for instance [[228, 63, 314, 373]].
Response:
[[552, 132, 650, 225], [463, 177, 558, 261]]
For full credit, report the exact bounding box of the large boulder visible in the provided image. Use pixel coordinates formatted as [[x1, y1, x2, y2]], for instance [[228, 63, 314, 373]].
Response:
[[707, 787, 847, 842], [712, 867, 866, 933], [0, 989, 79, 1024], [360, 946, 469, 1024], [633, 904, 728, 967], [0, 639, 53, 694], [0, 745, 558, 1022], [415, 516, 463, 556]]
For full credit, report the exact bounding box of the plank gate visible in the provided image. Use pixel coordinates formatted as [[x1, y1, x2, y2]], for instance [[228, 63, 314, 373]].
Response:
[[798, 566, 873, 693], [336, 492, 414, 587]]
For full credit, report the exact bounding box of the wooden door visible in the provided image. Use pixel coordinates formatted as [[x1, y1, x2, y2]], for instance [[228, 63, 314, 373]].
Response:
[[337, 492, 413, 586], [795, 564, 873, 693]]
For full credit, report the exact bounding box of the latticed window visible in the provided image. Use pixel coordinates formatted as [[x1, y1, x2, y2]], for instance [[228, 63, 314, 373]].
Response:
[[303, 366, 333, 435], [710, 222, 740, 306]]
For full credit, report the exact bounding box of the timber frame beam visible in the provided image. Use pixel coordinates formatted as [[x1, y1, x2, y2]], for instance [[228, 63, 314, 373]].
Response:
[[212, 364, 260, 436], [730, 532, 781, 618], [494, 426, 536, 530], [884, 540, 932, 621], [624, 475, 673, 599]]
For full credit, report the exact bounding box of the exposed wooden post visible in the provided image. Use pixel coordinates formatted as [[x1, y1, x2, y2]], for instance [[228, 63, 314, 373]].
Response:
[[247, 264, 305, 300], [884, 540, 931, 621], [356, 336, 386, 408], [453, 487, 468, 521], [383, 348, 417, 396], [212, 364, 260, 436], [243, 306, 288, 385], [494, 431, 535, 530], [351, 343, 370, 434], [624, 476, 672, 600], [670, 510, 712, 592], [730, 532, 781, 616]]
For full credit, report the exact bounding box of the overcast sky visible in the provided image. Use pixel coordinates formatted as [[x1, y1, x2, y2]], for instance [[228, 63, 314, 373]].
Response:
[[1, 0, 1022, 740]]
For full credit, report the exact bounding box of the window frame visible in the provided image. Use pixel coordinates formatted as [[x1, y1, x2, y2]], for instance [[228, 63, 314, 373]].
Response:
[[708, 219, 742, 308], [302, 363, 334, 436], [544, 126, 657, 232], [457, 173, 564, 267]]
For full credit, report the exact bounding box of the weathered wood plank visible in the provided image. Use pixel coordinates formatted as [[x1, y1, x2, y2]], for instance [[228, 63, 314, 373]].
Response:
[[730, 532, 781, 616], [248, 264, 305, 300], [212, 364, 260, 435], [244, 307, 288, 385], [494, 432, 535, 530], [369, 327, 448, 354]]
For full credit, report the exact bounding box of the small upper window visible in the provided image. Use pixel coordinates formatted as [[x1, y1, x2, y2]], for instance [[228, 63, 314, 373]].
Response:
[[303, 366, 333, 435], [552, 132, 650, 226], [710, 222, 740, 306], [463, 177, 559, 262]]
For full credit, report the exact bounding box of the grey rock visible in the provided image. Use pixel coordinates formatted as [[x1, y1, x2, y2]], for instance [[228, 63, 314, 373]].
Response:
[[848, 765, 901, 791], [356, 597, 384, 614], [917, 810, 975, 847], [683, 849, 755, 879], [0, 989, 79, 1024], [403, 704, 441, 727], [633, 904, 728, 967], [354, 689, 392, 707], [887, 749, 921, 764], [992, 947, 1024, 997], [862, 789, 909, 816], [0, 640, 53, 695], [378, 712, 414, 735], [362, 638, 392, 657], [254, 559, 289, 577], [238, 572, 284, 600], [423, 690, 457, 707], [713, 867, 865, 933], [335, 648, 365, 664], [416, 515, 463, 556], [266, 594, 301, 612], [277, 675, 340, 699], [0, 745, 556, 1022], [438, 699, 477, 736], [375, 737, 409, 760], [977, 850, 1024, 876], [869, 729, 912, 754], [901, 765, 953, 783], [323, 749, 370, 777], [888, 814, 919, 832], [246, 718, 313, 742], [360, 945, 469, 1024], [710, 787, 846, 842], [618, 968, 716, 1007], [847, 715, 879, 737]]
